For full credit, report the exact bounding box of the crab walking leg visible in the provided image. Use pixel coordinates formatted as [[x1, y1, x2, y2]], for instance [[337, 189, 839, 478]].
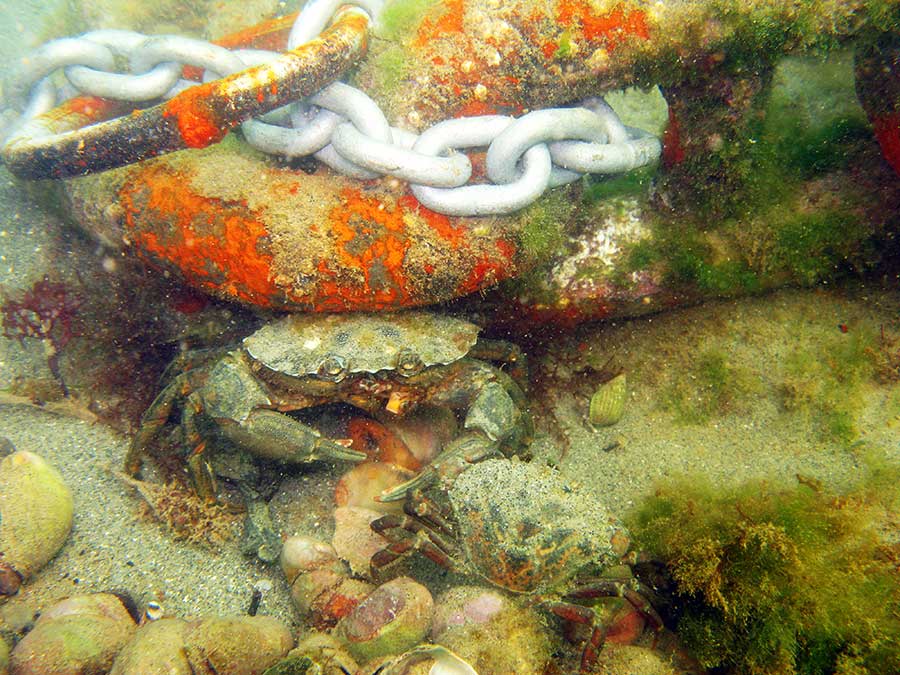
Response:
[[219, 408, 366, 464], [566, 580, 665, 630], [182, 394, 219, 502], [124, 369, 208, 477], [541, 601, 608, 673], [370, 511, 465, 578]]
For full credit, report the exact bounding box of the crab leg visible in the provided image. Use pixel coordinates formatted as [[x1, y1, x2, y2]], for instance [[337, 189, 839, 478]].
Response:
[[124, 369, 208, 477], [370, 513, 465, 578], [566, 579, 665, 631]]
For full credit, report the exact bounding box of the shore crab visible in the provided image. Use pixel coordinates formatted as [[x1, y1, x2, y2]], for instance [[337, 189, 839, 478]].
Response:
[[125, 311, 532, 506], [370, 458, 663, 672]]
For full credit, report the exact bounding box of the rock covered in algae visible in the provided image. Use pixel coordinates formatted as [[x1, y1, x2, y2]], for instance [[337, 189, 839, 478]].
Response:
[[110, 614, 292, 675], [0, 637, 9, 675], [591, 644, 678, 675], [0, 450, 73, 597], [430, 585, 553, 675], [337, 576, 433, 664], [108, 618, 190, 675], [9, 593, 136, 675]]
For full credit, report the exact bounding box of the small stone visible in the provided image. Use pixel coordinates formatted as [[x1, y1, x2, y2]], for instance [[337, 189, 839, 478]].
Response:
[[0, 451, 73, 597], [337, 577, 433, 663], [10, 593, 136, 675]]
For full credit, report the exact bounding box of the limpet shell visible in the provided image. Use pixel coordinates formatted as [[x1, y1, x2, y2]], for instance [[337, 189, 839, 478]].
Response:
[[589, 373, 627, 427]]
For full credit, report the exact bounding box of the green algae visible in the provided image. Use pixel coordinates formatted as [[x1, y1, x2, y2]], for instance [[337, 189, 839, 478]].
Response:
[[517, 189, 576, 264], [627, 451, 900, 675], [376, 0, 442, 42], [661, 346, 759, 424], [779, 325, 880, 446]]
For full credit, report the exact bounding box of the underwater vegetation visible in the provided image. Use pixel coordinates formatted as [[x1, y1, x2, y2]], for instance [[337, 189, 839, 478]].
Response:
[[627, 451, 900, 675], [0, 275, 83, 396]]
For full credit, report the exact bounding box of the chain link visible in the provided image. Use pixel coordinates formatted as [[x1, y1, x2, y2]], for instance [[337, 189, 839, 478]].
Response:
[[2, 0, 660, 215]]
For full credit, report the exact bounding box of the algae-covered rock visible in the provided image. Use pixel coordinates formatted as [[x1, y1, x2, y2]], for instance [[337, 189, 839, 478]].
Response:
[[0, 637, 8, 675], [110, 615, 293, 675], [337, 576, 433, 663], [431, 586, 553, 675], [9, 593, 136, 675], [108, 618, 191, 675], [183, 616, 293, 675], [0, 451, 73, 598], [591, 644, 677, 675]]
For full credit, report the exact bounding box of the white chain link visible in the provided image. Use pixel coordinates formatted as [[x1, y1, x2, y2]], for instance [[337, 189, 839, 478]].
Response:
[[4, 0, 661, 216]]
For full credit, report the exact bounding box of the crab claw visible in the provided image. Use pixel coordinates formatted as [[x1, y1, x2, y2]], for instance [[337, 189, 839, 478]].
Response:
[[377, 431, 497, 502]]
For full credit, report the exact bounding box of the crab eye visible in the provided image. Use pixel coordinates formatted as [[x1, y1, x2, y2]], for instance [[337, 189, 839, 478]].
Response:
[[317, 355, 348, 382], [396, 350, 424, 377]]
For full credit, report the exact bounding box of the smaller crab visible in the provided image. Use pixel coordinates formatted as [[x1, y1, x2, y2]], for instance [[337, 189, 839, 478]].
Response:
[[125, 311, 532, 505], [370, 458, 663, 672]]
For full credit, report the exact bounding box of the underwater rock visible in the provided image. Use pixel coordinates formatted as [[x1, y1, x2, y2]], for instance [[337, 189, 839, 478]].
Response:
[[430, 586, 553, 675], [108, 618, 191, 675], [9, 593, 136, 675], [183, 616, 293, 675], [382, 405, 459, 467], [0, 450, 73, 598], [280, 536, 374, 630], [109, 615, 292, 675], [285, 633, 359, 675], [334, 462, 409, 514], [332, 506, 391, 577], [590, 373, 628, 427], [336, 576, 433, 664], [0, 637, 9, 675], [589, 644, 677, 675]]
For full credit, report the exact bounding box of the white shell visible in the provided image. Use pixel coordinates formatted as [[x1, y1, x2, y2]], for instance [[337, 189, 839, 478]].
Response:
[[379, 645, 479, 675]]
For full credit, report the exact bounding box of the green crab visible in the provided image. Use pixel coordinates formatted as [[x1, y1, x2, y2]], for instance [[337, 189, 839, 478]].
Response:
[[125, 311, 532, 505], [370, 458, 663, 671]]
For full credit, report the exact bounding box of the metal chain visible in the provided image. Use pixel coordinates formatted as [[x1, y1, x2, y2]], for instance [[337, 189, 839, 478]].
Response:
[[2, 0, 661, 215]]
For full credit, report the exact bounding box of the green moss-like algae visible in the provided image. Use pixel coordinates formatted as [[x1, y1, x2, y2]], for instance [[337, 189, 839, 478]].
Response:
[[627, 452, 900, 675]]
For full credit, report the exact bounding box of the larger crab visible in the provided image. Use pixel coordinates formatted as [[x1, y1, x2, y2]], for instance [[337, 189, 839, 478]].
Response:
[[370, 458, 663, 672], [125, 311, 532, 505]]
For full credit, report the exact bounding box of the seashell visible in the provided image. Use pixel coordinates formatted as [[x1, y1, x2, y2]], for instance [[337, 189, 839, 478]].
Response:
[[383, 405, 458, 466], [144, 601, 164, 622], [336, 576, 433, 663], [589, 373, 628, 427], [10, 593, 136, 675], [378, 645, 479, 675], [0, 451, 73, 598], [347, 418, 422, 471]]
